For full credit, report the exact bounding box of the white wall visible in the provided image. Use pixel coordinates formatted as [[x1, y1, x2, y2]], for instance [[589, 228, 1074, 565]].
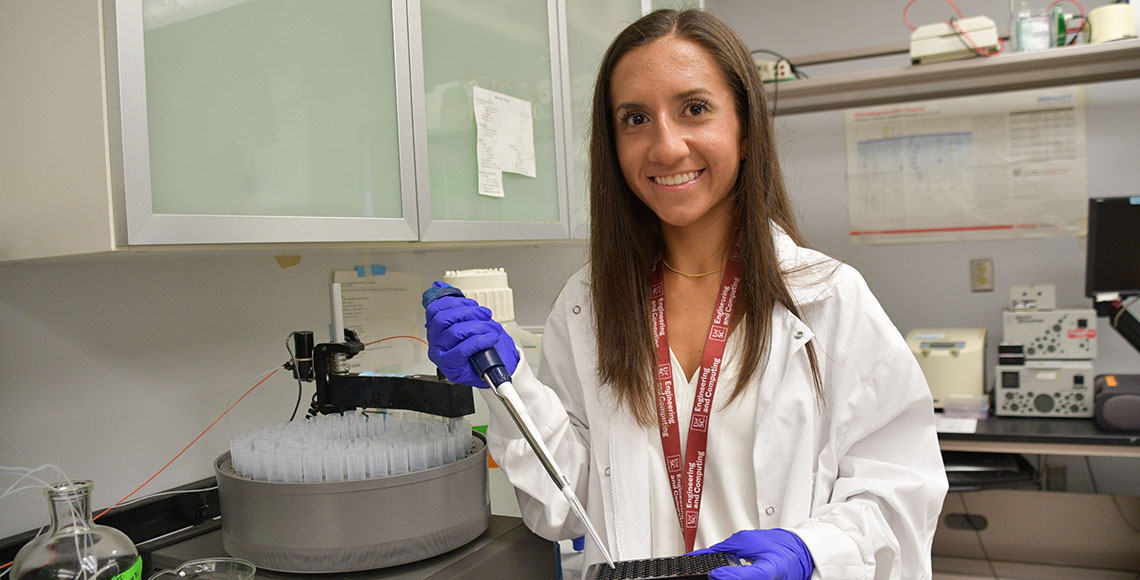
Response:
[[707, 0, 1140, 494], [0, 244, 586, 538]]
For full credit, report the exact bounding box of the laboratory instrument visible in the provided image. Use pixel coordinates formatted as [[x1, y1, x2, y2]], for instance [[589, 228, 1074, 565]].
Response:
[[995, 281, 1099, 418], [1094, 374, 1140, 431], [995, 359, 1095, 418], [1085, 196, 1140, 354], [1087, 3, 1137, 44], [214, 429, 490, 573], [422, 284, 617, 570], [288, 328, 475, 419], [1001, 308, 1098, 359], [228, 413, 474, 482], [11, 480, 140, 580], [147, 557, 255, 580], [906, 328, 987, 408], [585, 553, 740, 580], [285, 282, 475, 418], [214, 297, 491, 573], [909, 16, 999, 64]]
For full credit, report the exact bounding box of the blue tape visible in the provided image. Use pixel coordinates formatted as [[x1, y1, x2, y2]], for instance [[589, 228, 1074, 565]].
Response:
[[354, 266, 366, 277], [370, 264, 387, 276]]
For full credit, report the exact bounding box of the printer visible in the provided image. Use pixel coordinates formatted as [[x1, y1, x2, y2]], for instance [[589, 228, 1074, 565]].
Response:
[[907, 328, 988, 409]]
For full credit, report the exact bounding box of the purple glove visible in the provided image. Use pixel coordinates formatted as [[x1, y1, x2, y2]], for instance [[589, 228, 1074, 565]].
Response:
[[689, 529, 814, 580], [424, 281, 519, 388]]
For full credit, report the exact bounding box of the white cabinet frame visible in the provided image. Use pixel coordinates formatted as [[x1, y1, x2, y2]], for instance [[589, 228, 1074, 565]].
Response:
[[407, 0, 571, 242], [104, 0, 421, 245]]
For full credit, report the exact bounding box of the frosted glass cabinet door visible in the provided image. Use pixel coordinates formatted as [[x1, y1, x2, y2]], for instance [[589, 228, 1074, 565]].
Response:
[[108, 0, 418, 244], [564, 0, 644, 239], [652, 0, 703, 10], [411, 0, 569, 241]]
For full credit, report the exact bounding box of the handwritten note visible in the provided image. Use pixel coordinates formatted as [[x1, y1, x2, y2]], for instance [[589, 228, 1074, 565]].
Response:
[[473, 86, 536, 197]]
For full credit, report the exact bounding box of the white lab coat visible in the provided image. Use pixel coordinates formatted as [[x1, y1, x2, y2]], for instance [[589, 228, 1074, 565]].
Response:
[[481, 227, 948, 579]]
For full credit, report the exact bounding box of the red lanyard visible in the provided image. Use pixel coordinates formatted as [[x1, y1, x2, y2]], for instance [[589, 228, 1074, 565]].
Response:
[[650, 248, 743, 552]]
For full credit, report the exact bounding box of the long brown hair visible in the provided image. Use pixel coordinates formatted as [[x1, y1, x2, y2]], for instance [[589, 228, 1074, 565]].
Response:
[[589, 9, 823, 425]]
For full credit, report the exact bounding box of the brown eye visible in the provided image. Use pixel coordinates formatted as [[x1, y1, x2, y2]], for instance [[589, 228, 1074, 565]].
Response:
[[686, 102, 709, 116], [620, 111, 649, 127]]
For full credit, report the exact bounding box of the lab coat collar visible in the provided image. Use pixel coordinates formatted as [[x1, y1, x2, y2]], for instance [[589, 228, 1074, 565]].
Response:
[[770, 223, 838, 310]]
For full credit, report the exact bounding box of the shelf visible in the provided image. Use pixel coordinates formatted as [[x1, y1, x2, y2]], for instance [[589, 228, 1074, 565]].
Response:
[[769, 38, 1140, 115]]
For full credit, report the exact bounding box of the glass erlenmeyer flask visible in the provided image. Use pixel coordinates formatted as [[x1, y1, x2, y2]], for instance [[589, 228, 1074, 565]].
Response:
[[11, 480, 141, 580]]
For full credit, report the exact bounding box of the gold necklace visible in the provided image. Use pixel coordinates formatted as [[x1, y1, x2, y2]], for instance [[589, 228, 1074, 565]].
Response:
[[662, 260, 725, 278]]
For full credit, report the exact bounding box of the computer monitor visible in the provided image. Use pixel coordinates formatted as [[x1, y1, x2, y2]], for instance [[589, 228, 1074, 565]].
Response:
[[1085, 196, 1140, 299], [1085, 196, 1140, 355]]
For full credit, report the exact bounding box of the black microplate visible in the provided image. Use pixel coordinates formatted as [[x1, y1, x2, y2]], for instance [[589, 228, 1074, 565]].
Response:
[[586, 553, 741, 580]]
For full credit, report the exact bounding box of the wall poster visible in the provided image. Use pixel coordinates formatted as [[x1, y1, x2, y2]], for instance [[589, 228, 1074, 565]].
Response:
[[845, 86, 1087, 244]]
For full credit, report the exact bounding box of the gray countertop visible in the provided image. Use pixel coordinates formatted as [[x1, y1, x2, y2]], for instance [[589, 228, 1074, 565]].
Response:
[[149, 516, 558, 580]]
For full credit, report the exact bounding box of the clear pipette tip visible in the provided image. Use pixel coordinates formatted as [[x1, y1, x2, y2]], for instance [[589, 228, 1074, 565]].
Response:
[[484, 374, 616, 569], [563, 486, 615, 569]]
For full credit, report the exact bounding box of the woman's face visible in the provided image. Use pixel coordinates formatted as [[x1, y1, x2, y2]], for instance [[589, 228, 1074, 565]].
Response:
[[610, 35, 743, 232]]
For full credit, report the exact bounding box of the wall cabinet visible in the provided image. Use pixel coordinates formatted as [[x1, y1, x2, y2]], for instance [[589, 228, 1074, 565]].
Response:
[[115, 0, 579, 246], [1, 0, 116, 262], [1, 0, 656, 260], [4, 0, 639, 261], [111, 0, 419, 245]]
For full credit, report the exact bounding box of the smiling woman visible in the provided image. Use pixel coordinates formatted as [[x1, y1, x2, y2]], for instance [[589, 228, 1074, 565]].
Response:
[[609, 35, 747, 383], [588, 8, 813, 435], [611, 36, 743, 240], [420, 9, 949, 580]]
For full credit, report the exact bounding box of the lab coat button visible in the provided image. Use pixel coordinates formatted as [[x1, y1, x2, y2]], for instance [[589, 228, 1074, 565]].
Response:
[[604, 467, 611, 476], [793, 331, 804, 340], [572, 305, 582, 315], [765, 506, 776, 516]]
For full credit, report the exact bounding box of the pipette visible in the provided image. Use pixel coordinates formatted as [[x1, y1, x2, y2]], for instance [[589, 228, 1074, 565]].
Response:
[[424, 287, 616, 570]]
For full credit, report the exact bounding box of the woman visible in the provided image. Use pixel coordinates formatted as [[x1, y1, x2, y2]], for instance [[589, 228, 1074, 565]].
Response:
[[425, 9, 947, 579]]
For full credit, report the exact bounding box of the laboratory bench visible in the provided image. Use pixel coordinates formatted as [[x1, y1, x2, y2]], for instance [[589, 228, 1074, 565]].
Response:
[[937, 414, 1140, 458], [5, 417, 1135, 577], [932, 415, 1140, 574], [0, 481, 558, 579]]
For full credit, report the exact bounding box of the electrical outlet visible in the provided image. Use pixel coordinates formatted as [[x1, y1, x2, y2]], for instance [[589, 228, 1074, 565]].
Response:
[[755, 58, 794, 83], [970, 258, 994, 292]]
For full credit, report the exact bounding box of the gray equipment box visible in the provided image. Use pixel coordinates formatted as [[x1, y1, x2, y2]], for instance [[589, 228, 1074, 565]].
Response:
[[1001, 309, 1097, 359], [995, 361, 1094, 418]]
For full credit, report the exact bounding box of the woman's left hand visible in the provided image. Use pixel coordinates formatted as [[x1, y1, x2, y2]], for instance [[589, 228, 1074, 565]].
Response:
[[689, 529, 814, 580]]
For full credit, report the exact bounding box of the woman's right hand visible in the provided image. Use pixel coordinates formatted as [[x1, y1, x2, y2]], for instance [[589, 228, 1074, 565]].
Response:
[[423, 282, 519, 388]]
